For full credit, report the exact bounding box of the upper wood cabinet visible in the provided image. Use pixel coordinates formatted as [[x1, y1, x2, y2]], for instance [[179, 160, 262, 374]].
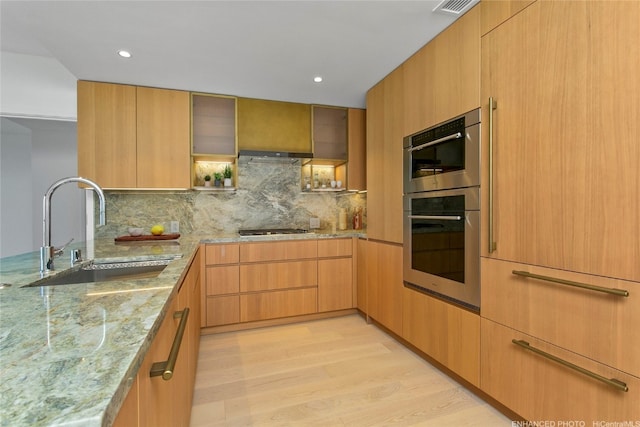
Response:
[[237, 97, 311, 153], [480, 0, 534, 36], [312, 105, 347, 160], [481, 0, 640, 282], [403, 4, 480, 136], [347, 108, 366, 191], [366, 66, 404, 244], [78, 81, 190, 189], [78, 81, 137, 188], [191, 93, 236, 157]]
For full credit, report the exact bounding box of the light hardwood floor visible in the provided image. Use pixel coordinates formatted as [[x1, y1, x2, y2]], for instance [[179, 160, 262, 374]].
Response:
[[191, 314, 511, 426]]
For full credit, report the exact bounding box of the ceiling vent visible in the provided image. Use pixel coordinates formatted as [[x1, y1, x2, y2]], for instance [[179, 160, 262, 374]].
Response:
[[432, 0, 478, 15]]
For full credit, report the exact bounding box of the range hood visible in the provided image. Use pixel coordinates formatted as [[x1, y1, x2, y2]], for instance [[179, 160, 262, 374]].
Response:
[[238, 150, 312, 163]]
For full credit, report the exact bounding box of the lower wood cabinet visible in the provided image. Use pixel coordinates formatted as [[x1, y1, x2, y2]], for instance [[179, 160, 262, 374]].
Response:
[[202, 238, 355, 329], [481, 318, 640, 422], [114, 249, 201, 427], [402, 287, 480, 387]]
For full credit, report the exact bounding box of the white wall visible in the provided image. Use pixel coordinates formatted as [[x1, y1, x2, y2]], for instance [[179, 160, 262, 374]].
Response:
[[0, 119, 33, 257], [0, 118, 81, 257], [0, 51, 77, 120]]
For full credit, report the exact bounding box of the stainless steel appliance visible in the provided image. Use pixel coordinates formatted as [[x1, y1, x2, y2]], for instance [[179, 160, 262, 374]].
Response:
[[403, 108, 480, 193], [403, 186, 480, 310]]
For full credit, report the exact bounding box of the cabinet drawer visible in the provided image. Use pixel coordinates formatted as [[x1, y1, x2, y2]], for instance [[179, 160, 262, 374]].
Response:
[[317, 238, 353, 258], [240, 260, 317, 292], [482, 257, 639, 376], [205, 265, 239, 295], [318, 258, 353, 312], [240, 288, 317, 322], [481, 318, 640, 422], [240, 240, 317, 262], [206, 295, 240, 327], [205, 243, 239, 265]]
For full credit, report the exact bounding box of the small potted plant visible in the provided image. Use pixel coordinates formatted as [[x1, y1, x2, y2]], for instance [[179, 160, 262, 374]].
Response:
[[223, 165, 233, 187], [203, 175, 212, 187], [213, 172, 223, 187]]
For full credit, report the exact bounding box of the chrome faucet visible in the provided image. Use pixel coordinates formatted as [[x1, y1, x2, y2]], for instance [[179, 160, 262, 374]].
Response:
[[40, 176, 106, 273]]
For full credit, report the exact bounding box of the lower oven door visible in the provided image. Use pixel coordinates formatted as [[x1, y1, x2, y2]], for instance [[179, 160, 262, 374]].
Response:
[[403, 186, 480, 310]]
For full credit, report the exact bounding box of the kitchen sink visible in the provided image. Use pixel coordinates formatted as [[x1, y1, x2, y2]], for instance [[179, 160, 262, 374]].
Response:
[[22, 259, 171, 287]]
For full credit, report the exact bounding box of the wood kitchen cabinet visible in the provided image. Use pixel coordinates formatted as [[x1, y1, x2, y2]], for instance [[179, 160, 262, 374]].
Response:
[[317, 238, 354, 312], [480, 0, 533, 36], [365, 66, 404, 244], [479, 1, 640, 422], [481, 0, 640, 282], [347, 108, 366, 191], [403, 4, 480, 136], [116, 250, 200, 427], [402, 287, 480, 387], [78, 81, 191, 189], [203, 243, 240, 327], [363, 240, 403, 336]]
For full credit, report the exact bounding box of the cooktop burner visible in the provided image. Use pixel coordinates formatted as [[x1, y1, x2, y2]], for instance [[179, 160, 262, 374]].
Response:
[[238, 228, 309, 236]]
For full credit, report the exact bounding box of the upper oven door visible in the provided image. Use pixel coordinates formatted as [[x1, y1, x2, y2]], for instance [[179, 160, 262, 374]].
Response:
[[404, 109, 480, 193]]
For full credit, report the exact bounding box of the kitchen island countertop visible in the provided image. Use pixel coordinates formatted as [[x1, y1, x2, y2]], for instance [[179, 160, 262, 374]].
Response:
[[0, 230, 364, 426]]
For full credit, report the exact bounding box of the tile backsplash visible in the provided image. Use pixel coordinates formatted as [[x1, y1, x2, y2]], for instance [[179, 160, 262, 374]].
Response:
[[94, 159, 365, 238]]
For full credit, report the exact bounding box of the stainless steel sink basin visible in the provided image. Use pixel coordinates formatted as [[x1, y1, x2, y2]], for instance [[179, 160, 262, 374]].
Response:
[[23, 259, 171, 287]]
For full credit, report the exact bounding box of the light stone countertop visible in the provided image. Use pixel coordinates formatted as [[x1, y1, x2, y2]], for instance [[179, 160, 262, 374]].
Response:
[[0, 230, 365, 427]]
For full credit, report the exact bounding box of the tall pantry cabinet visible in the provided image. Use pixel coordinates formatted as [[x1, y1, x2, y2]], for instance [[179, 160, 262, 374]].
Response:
[[480, 0, 640, 422]]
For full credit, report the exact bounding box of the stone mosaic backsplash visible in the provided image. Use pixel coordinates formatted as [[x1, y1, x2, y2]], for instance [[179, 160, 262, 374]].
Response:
[[94, 159, 366, 238]]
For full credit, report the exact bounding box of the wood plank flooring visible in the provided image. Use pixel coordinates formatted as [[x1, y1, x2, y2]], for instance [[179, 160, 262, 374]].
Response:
[[190, 314, 511, 426]]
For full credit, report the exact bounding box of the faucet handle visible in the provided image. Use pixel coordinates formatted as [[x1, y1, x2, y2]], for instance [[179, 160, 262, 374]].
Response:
[[71, 249, 82, 265], [53, 238, 74, 257]]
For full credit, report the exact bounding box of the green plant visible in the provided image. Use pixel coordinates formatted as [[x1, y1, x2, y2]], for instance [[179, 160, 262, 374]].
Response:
[[223, 164, 232, 179], [204, 175, 211, 181], [213, 172, 222, 181]]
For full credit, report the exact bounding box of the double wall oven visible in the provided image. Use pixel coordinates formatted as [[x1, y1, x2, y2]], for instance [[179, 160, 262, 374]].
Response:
[[403, 108, 481, 311]]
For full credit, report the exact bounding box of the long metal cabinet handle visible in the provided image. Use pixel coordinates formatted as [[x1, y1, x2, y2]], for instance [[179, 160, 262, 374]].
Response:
[[408, 215, 462, 221], [512, 270, 629, 297], [408, 132, 463, 152], [150, 307, 190, 381], [512, 339, 628, 392], [488, 97, 497, 253]]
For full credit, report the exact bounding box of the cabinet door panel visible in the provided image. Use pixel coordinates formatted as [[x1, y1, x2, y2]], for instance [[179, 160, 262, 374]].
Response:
[[240, 288, 317, 322], [317, 238, 352, 258], [481, 318, 640, 423], [206, 265, 239, 295], [482, 257, 640, 377], [77, 81, 137, 188], [205, 243, 239, 265], [240, 240, 317, 262], [239, 260, 317, 292], [481, 1, 640, 281], [136, 87, 190, 188], [318, 258, 353, 312], [206, 295, 240, 326]]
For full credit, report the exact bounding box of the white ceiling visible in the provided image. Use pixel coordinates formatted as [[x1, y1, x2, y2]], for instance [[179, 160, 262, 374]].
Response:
[[0, 1, 474, 109]]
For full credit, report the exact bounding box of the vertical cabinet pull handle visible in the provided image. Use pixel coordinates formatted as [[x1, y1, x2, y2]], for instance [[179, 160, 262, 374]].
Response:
[[488, 97, 497, 253], [150, 307, 190, 381], [512, 270, 629, 297], [512, 339, 628, 392]]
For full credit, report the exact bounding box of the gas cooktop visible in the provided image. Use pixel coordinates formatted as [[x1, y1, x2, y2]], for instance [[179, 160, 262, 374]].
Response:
[[238, 228, 309, 236]]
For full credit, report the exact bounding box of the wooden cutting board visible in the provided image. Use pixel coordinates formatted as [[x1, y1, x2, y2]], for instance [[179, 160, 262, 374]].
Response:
[[114, 233, 181, 242]]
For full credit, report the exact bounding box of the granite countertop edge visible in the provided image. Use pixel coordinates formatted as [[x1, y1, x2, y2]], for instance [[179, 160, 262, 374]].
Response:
[[0, 230, 367, 427]]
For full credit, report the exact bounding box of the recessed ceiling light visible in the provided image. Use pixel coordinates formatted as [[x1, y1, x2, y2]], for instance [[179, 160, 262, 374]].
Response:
[[313, 76, 323, 83], [117, 50, 132, 58]]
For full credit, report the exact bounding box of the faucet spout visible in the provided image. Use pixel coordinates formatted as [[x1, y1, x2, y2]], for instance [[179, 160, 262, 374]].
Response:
[[41, 176, 106, 273]]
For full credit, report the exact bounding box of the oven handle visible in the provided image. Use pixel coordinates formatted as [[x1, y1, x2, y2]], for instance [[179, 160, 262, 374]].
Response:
[[408, 215, 462, 221], [407, 132, 463, 152]]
